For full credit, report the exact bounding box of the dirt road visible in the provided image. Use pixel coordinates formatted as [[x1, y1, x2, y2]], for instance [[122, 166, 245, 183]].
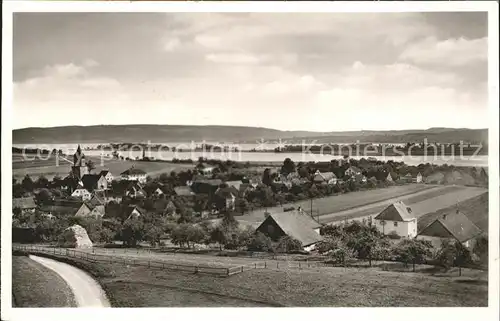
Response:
[[29, 255, 110, 307]]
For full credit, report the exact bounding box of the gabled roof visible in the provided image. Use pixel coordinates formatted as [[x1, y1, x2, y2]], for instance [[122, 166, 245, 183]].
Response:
[[72, 186, 90, 194], [99, 170, 111, 177], [313, 171, 336, 182], [121, 168, 146, 175], [226, 180, 243, 190], [374, 201, 415, 222], [81, 174, 103, 190], [258, 211, 323, 246], [89, 194, 105, 206], [13, 197, 36, 209], [125, 205, 146, 218], [174, 186, 195, 196], [418, 210, 482, 243]]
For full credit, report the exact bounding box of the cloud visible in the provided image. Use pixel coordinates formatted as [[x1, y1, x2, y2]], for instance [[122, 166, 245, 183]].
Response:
[[163, 37, 181, 52], [399, 36, 487, 66], [205, 52, 260, 64]]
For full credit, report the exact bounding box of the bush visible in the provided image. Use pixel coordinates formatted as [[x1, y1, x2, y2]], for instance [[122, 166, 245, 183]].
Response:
[[387, 231, 401, 239], [275, 235, 303, 253], [247, 232, 273, 252]]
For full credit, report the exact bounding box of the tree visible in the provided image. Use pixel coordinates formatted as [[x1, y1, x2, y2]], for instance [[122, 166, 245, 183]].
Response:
[[210, 224, 229, 250], [276, 235, 303, 253], [35, 175, 50, 189], [144, 224, 164, 247], [394, 238, 433, 271], [22, 175, 34, 192], [170, 224, 189, 248], [262, 168, 273, 186], [186, 225, 206, 247], [473, 235, 488, 265], [86, 160, 96, 173], [247, 232, 273, 252], [281, 158, 296, 175], [436, 240, 472, 276], [120, 219, 145, 247]]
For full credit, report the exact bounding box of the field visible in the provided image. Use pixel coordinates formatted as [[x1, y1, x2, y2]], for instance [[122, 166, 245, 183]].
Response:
[[319, 185, 487, 227], [239, 184, 435, 223], [12, 154, 195, 180], [418, 192, 489, 232], [12, 254, 76, 307], [22, 252, 487, 307]]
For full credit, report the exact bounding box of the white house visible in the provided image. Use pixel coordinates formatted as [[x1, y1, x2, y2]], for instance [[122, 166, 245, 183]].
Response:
[[374, 201, 417, 238], [200, 166, 215, 176], [120, 167, 147, 183], [71, 187, 92, 201], [386, 172, 394, 182], [345, 166, 362, 177], [99, 170, 114, 183], [75, 202, 105, 218], [414, 172, 423, 183], [313, 170, 337, 185], [417, 210, 482, 249]]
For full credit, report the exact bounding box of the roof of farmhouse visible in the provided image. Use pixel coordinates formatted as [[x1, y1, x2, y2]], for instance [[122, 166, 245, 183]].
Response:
[[258, 211, 323, 246], [418, 210, 483, 243]]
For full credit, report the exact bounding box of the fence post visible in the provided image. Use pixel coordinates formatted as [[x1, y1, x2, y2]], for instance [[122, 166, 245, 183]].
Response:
[[241, 266, 244, 273], [254, 263, 257, 269], [148, 260, 151, 268], [264, 261, 267, 269], [277, 262, 279, 269], [299, 262, 301, 269], [227, 268, 229, 276]]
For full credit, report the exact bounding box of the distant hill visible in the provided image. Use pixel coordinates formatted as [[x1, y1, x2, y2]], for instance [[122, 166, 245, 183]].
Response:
[[12, 125, 488, 144]]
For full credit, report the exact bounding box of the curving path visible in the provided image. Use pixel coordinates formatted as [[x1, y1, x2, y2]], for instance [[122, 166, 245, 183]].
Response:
[[29, 255, 110, 307]]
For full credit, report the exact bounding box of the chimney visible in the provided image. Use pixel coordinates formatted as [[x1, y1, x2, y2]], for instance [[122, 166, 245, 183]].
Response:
[[443, 214, 447, 220]]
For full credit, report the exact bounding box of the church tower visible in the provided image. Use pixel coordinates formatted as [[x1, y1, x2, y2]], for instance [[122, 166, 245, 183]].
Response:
[[71, 145, 89, 179]]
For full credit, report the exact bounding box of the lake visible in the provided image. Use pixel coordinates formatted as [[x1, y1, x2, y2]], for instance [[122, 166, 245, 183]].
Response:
[[12, 143, 488, 167]]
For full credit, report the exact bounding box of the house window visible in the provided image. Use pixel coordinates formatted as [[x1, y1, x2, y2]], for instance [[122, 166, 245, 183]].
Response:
[[394, 222, 398, 227]]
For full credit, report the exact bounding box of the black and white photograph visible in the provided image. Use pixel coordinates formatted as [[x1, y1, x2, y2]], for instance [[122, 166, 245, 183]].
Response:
[[1, 1, 499, 320]]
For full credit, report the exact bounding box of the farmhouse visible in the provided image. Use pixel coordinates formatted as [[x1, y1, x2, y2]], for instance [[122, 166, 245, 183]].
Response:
[[313, 170, 337, 185], [99, 170, 114, 183], [125, 182, 147, 199], [120, 167, 147, 183], [256, 211, 323, 252], [71, 187, 92, 201], [75, 202, 105, 218], [374, 201, 417, 238], [200, 166, 215, 176], [214, 186, 239, 211], [81, 174, 108, 191], [39, 200, 82, 217], [345, 166, 362, 177], [386, 172, 393, 182], [417, 210, 482, 249], [125, 205, 146, 220], [13, 197, 37, 214]]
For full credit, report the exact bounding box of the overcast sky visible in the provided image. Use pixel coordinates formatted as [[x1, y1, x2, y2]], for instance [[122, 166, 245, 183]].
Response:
[[13, 12, 488, 131]]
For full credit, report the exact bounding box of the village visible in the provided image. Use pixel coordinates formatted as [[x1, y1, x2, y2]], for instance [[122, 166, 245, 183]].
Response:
[[12, 144, 489, 268]]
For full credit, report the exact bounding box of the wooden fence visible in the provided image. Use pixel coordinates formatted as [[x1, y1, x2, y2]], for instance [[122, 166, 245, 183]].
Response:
[[13, 245, 332, 277]]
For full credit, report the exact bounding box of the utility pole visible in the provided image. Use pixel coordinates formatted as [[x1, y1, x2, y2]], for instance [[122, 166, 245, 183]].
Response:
[[310, 197, 313, 219]]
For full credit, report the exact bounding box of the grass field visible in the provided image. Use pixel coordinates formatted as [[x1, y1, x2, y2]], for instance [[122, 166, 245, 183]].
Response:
[[27, 253, 487, 307], [320, 185, 487, 227], [240, 184, 435, 223], [12, 154, 195, 180], [12, 254, 76, 307]]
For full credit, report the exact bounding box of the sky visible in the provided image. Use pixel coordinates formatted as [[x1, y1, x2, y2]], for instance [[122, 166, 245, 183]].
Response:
[[13, 12, 488, 131]]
